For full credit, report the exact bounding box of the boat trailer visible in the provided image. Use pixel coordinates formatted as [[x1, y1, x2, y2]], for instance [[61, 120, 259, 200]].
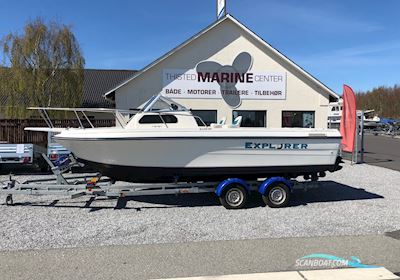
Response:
[[0, 154, 321, 209]]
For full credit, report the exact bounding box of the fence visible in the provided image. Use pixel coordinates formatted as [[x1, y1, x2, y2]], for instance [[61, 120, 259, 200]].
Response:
[[0, 119, 115, 147]]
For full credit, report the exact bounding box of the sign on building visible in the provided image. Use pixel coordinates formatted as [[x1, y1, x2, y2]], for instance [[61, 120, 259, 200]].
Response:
[[162, 69, 286, 100], [162, 52, 287, 108]]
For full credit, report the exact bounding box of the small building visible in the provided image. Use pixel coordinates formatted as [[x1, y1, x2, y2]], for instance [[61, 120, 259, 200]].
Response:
[[104, 14, 339, 128]]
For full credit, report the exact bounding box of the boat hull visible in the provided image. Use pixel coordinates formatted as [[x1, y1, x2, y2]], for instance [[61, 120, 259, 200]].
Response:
[[56, 136, 342, 183], [80, 158, 342, 183]]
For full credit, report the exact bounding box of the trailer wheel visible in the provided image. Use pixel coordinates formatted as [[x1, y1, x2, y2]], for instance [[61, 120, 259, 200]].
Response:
[[262, 183, 290, 208], [219, 184, 248, 209], [5, 195, 13, 206]]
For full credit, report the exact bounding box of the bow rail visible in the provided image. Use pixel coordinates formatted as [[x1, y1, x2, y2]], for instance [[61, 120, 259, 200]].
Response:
[[28, 107, 141, 129]]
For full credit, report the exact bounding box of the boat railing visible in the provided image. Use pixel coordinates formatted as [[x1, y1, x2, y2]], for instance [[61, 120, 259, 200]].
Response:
[[28, 107, 141, 129], [28, 107, 209, 129]]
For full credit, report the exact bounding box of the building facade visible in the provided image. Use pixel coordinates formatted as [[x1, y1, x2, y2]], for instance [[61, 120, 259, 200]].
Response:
[[105, 15, 339, 129]]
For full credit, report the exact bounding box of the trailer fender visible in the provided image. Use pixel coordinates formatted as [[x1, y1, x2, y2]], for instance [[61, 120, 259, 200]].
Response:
[[258, 177, 293, 195], [215, 178, 251, 197]]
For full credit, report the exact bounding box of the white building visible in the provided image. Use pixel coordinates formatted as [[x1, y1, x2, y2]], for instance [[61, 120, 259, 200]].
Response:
[[104, 14, 339, 128]]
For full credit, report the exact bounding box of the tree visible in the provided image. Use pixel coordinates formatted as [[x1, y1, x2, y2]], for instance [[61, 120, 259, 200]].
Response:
[[0, 18, 84, 118], [356, 85, 400, 119]]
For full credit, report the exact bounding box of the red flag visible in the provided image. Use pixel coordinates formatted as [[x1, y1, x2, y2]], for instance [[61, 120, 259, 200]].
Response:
[[340, 85, 357, 152]]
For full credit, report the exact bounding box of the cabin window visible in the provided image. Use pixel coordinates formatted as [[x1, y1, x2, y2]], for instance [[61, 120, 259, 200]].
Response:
[[161, 114, 178, 123], [282, 111, 315, 128], [139, 114, 178, 124], [232, 110, 266, 127], [139, 115, 163, 124], [191, 110, 217, 126]]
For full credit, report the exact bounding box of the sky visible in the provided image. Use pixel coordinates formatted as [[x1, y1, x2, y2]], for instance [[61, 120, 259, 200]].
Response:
[[0, 0, 399, 94]]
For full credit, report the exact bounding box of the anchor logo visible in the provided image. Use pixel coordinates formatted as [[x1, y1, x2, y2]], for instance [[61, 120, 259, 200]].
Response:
[[196, 52, 253, 108]]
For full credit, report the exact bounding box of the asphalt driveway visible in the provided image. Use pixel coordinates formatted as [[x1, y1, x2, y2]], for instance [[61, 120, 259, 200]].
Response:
[[363, 135, 400, 171]]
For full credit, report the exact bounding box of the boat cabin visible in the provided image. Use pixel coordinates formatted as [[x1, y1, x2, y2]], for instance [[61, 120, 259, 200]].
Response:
[[126, 95, 242, 129], [126, 95, 205, 129]]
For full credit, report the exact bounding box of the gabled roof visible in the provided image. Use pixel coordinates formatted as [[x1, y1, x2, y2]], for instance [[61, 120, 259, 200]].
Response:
[[104, 14, 339, 100], [83, 69, 137, 107]]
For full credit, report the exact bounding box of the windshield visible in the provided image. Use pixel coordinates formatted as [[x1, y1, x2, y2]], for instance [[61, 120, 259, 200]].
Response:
[[138, 96, 157, 111], [140, 94, 189, 112]]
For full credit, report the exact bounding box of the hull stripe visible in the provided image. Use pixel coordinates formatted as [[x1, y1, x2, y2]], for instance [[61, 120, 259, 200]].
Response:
[[57, 136, 342, 141]]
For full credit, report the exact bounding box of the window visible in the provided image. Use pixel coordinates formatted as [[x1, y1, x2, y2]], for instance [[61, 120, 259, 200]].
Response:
[[191, 110, 217, 126], [161, 115, 178, 123], [282, 111, 315, 128], [232, 110, 266, 127], [139, 115, 163, 124], [139, 114, 178, 124]]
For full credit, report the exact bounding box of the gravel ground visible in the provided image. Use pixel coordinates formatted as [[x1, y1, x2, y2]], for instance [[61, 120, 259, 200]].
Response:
[[0, 162, 399, 251]]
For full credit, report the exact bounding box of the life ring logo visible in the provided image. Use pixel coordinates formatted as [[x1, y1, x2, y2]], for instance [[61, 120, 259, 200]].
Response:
[[196, 52, 253, 108]]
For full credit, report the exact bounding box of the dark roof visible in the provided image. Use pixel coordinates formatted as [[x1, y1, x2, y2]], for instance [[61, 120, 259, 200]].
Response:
[[0, 68, 138, 108], [82, 69, 137, 108]]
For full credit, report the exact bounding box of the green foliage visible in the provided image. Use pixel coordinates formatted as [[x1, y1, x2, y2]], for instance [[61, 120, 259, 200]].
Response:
[[0, 18, 84, 118], [356, 85, 400, 119]]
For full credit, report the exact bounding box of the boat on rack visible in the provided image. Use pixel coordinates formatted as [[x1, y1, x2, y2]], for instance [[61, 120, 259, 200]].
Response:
[[361, 110, 381, 128], [327, 100, 343, 129], [328, 99, 382, 129], [27, 95, 342, 183]]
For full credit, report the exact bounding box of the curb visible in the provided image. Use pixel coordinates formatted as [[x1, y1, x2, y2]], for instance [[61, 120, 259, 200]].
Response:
[[152, 268, 400, 280]]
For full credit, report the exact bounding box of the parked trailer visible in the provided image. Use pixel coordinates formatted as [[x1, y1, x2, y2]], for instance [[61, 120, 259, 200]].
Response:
[[0, 155, 320, 209], [0, 131, 72, 172], [0, 132, 71, 171], [0, 144, 46, 170]]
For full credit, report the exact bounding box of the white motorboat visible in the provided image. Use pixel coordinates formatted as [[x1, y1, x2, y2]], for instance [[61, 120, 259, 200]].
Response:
[[360, 110, 381, 128], [328, 100, 381, 129], [28, 95, 342, 183], [327, 100, 343, 129]]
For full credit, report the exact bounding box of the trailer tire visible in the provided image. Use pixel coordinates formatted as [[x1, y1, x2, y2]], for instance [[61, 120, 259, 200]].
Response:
[[219, 184, 248, 209], [6, 195, 13, 206], [262, 183, 290, 208]]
